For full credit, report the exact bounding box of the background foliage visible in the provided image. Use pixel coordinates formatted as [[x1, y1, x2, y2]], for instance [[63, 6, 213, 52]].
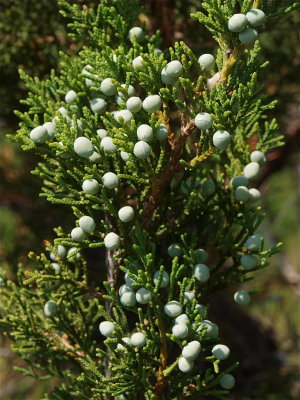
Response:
[[0, 0, 299, 399]]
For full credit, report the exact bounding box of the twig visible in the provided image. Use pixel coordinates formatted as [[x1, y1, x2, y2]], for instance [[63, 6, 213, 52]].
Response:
[[154, 315, 168, 399], [51, 332, 85, 358], [142, 119, 195, 229], [220, 44, 244, 84]]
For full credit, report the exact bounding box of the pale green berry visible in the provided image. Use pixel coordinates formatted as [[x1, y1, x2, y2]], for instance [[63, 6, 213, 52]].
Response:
[[50, 253, 57, 260], [195, 248, 208, 263], [62, 114, 72, 125], [228, 14, 248, 32], [153, 270, 169, 288], [51, 263, 60, 272], [182, 341, 201, 360], [143, 95, 162, 113], [155, 124, 168, 141], [235, 186, 250, 202], [250, 150, 266, 164], [220, 374, 235, 389], [104, 232, 120, 250], [0, 277, 5, 287], [30, 126, 48, 143], [240, 254, 258, 270], [194, 264, 210, 282], [184, 291, 195, 304], [165, 60, 183, 78], [118, 206, 134, 222], [116, 96, 125, 106], [100, 137, 117, 153], [195, 112, 213, 130], [114, 109, 134, 124], [44, 300, 57, 317], [239, 28, 258, 46], [212, 344, 230, 360], [102, 172, 119, 189], [57, 141, 70, 158], [249, 188, 261, 202], [118, 84, 135, 98], [43, 122, 56, 138], [244, 162, 260, 180], [97, 129, 108, 139], [120, 291, 136, 307], [128, 27, 144, 43], [67, 247, 81, 262], [178, 357, 194, 373], [172, 323, 188, 339], [124, 272, 136, 288], [90, 98, 107, 114], [132, 56, 144, 68], [85, 75, 96, 87], [57, 245, 66, 259], [79, 216, 95, 233], [168, 243, 182, 257], [174, 314, 190, 324], [99, 321, 115, 337], [82, 178, 100, 194], [195, 304, 206, 317], [245, 233, 263, 251], [202, 180, 216, 196], [234, 290, 251, 305], [58, 106, 68, 116], [164, 301, 183, 317], [100, 78, 117, 96], [81, 64, 92, 75], [161, 67, 177, 85], [130, 332, 146, 347], [197, 320, 219, 339], [231, 176, 249, 188], [89, 151, 101, 163], [175, 314, 189, 325], [119, 284, 133, 296], [126, 96, 142, 113], [65, 90, 77, 104], [117, 337, 131, 350], [137, 124, 153, 142], [198, 54, 215, 71], [136, 288, 152, 304], [246, 9, 266, 27], [120, 151, 130, 162], [213, 130, 231, 150], [76, 119, 84, 130], [71, 227, 86, 242], [74, 137, 94, 158], [133, 141, 151, 159], [82, 65, 98, 86]]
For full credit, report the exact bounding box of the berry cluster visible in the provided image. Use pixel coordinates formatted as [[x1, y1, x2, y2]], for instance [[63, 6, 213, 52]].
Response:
[[228, 9, 266, 47]]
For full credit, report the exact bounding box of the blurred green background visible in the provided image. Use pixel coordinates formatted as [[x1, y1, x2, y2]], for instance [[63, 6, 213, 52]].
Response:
[[0, 1, 299, 399]]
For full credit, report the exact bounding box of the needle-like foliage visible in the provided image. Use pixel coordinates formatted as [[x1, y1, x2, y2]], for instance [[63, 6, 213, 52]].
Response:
[[1, 1, 298, 399]]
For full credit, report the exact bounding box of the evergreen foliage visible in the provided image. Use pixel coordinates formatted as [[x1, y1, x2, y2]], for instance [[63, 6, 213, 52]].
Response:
[[1, 1, 298, 399]]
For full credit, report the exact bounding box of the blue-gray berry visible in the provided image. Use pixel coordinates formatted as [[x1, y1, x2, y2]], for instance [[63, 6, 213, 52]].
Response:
[[213, 130, 231, 150], [133, 141, 151, 159], [246, 9, 266, 27], [228, 14, 247, 32], [198, 54, 215, 71]]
